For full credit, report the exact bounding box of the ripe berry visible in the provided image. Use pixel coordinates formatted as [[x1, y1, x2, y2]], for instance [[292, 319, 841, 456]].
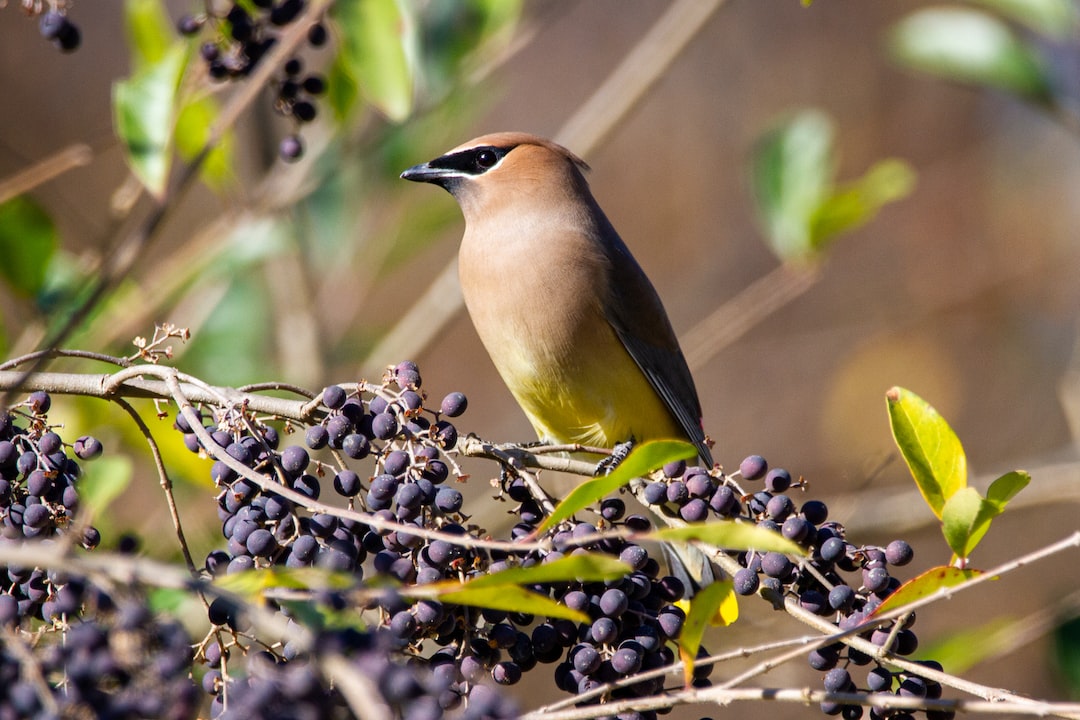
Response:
[[280, 134, 304, 162]]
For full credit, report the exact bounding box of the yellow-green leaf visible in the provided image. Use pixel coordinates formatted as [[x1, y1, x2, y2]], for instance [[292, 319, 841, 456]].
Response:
[[968, 0, 1077, 39], [886, 387, 967, 520], [871, 565, 982, 617], [78, 456, 132, 519], [331, 0, 416, 121], [652, 521, 807, 556], [986, 469, 1030, 510], [676, 580, 733, 686], [214, 567, 357, 596], [124, 0, 176, 69], [444, 553, 630, 590], [942, 486, 998, 560], [113, 44, 186, 199], [889, 7, 1052, 103], [431, 584, 588, 623], [175, 96, 235, 190], [537, 440, 696, 535], [0, 196, 57, 297], [919, 615, 1019, 673], [810, 158, 916, 251], [750, 108, 835, 261]]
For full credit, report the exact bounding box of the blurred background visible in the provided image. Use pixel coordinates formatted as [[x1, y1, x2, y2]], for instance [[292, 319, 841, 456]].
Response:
[[2, 0, 1080, 716]]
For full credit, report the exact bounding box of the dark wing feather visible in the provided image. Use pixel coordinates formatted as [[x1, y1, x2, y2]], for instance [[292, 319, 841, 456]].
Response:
[[594, 213, 713, 467]]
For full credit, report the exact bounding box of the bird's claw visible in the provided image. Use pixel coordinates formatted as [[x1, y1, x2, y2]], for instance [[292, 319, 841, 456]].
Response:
[[594, 439, 635, 476]]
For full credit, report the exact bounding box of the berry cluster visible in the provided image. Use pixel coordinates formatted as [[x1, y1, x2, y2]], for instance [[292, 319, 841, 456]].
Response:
[[202, 625, 518, 720], [0, 585, 198, 719], [0, 361, 957, 718], [179, 360, 713, 718], [0, 391, 104, 623], [644, 454, 951, 720], [182, 362, 529, 717], [176, 0, 329, 162]]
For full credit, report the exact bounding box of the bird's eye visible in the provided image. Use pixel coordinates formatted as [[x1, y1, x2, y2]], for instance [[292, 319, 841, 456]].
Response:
[[475, 149, 499, 170]]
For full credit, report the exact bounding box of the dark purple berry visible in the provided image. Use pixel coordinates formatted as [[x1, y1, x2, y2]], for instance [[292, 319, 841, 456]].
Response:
[[321, 384, 347, 409], [739, 454, 767, 480], [177, 14, 202, 35], [764, 468, 792, 493], [307, 22, 328, 46], [439, 392, 467, 417], [302, 75, 326, 94], [280, 134, 304, 162], [886, 539, 914, 566], [28, 391, 51, 414], [39, 11, 66, 39]]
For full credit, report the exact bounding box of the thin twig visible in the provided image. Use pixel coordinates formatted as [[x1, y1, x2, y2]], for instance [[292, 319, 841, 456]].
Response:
[[0, 143, 93, 205], [0, 349, 131, 372], [111, 396, 200, 579]]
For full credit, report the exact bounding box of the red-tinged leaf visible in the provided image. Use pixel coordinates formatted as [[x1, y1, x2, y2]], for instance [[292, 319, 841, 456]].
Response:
[[536, 440, 696, 534], [676, 580, 733, 686], [871, 565, 982, 617], [886, 387, 967, 519]]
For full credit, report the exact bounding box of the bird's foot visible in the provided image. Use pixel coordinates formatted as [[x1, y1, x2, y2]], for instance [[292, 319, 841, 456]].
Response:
[[594, 440, 635, 476]]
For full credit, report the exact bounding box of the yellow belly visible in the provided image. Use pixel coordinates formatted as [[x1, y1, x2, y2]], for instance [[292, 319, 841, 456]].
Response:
[[490, 324, 684, 449]]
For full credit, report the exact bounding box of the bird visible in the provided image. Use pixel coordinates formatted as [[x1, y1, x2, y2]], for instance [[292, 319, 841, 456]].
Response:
[[401, 133, 716, 588]]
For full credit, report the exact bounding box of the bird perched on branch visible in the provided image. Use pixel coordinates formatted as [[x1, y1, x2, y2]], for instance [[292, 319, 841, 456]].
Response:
[[401, 132, 715, 586]]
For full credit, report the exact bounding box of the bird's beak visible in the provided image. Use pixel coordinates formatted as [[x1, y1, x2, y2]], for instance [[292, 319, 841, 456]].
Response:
[[400, 161, 458, 185]]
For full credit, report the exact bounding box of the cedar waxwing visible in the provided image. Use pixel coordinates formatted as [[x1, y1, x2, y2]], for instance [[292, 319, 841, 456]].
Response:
[[400, 132, 712, 470]]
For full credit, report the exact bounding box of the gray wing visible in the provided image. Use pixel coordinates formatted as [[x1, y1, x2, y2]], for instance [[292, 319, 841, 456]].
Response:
[[596, 216, 713, 467]]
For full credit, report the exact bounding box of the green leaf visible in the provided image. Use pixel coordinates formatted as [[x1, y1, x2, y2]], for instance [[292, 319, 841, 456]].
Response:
[[968, 0, 1077, 38], [537, 440, 697, 534], [942, 486, 999, 560], [175, 96, 234, 190], [0, 196, 57, 297], [214, 567, 357, 596], [676, 580, 734, 686], [326, 52, 361, 122], [889, 7, 1052, 103], [449, 553, 631, 590], [1053, 615, 1080, 697], [113, 44, 186, 199], [810, 158, 916, 250], [412, 554, 632, 623], [886, 387, 967, 520], [871, 565, 982, 617], [750, 109, 835, 260], [78, 456, 133, 519], [652, 521, 807, 556], [919, 615, 1019, 673], [330, 0, 416, 121], [124, 0, 176, 69], [147, 587, 194, 614], [985, 469, 1030, 510]]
